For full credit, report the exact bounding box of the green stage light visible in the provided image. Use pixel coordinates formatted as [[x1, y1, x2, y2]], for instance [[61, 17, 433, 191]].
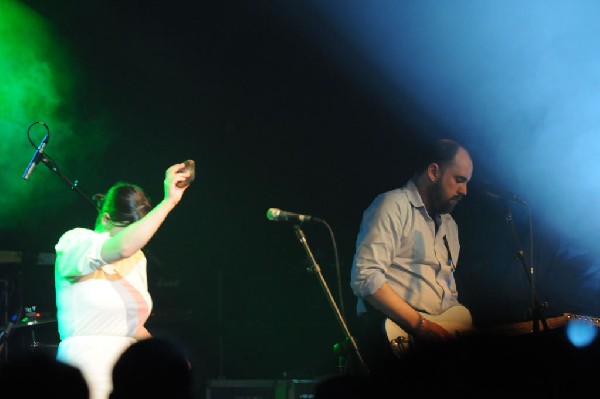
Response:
[[0, 1, 113, 234]]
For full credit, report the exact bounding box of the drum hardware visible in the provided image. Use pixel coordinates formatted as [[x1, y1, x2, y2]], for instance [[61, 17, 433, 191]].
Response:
[[0, 305, 57, 358]]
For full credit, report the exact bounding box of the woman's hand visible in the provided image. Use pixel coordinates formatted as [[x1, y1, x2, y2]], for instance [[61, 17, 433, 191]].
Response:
[[164, 162, 193, 205]]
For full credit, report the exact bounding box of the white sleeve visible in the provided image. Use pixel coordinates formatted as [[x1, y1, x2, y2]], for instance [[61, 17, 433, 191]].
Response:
[[351, 193, 403, 298], [55, 228, 110, 277]]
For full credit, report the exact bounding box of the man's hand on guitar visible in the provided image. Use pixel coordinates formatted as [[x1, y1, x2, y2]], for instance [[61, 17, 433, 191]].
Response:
[[384, 306, 473, 358], [413, 316, 453, 341]]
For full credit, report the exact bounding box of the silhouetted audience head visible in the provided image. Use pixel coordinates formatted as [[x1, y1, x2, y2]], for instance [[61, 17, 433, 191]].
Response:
[[110, 337, 193, 399], [0, 351, 89, 398]]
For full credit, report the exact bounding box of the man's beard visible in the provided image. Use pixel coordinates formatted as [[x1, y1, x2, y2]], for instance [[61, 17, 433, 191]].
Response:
[[430, 181, 461, 214]]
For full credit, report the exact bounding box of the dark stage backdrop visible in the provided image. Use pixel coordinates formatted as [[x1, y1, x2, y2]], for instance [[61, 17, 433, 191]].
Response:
[[2, 1, 599, 396]]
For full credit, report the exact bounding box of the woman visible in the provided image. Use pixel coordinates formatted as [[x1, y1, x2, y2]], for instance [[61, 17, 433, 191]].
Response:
[[54, 162, 192, 399]]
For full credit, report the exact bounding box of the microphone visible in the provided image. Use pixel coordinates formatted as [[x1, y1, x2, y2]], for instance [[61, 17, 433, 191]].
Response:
[[266, 208, 321, 223], [22, 133, 49, 180]]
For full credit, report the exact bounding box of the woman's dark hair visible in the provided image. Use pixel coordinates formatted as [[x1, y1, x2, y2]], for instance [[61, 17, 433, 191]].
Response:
[[94, 182, 152, 227], [413, 138, 465, 175]]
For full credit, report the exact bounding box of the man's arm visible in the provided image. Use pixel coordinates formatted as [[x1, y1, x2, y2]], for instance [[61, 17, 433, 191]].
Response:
[[366, 282, 452, 339]]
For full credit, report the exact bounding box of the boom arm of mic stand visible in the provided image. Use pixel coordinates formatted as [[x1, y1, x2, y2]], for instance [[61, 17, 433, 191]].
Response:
[[292, 225, 369, 375], [40, 154, 97, 209]]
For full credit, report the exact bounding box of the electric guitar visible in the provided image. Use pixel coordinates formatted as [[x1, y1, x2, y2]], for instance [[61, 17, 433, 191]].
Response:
[[384, 306, 600, 359]]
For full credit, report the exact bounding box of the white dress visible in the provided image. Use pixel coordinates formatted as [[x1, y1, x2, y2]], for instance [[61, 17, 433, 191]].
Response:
[[55, 228, 153, 399]]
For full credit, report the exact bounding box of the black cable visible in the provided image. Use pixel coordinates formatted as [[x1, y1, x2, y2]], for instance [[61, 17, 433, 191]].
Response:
[[318, 219, 345, 321], [26, 121, 49, 147]]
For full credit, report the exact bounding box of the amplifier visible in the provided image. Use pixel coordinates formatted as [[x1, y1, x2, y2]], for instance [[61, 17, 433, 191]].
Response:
[[0, 251, 55, 266], [206, 379, 317, 399], [0, 251, 22, 265], [289, 379, 317, 399]]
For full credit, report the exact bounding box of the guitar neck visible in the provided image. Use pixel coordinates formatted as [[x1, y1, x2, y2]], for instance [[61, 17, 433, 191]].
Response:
[[484, 313, 598, 336]]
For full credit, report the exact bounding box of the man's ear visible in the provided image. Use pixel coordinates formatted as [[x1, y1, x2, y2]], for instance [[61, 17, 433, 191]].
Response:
[[427, 163, 440, 182]]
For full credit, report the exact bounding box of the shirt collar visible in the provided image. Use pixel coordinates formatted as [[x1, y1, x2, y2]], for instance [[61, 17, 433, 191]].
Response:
[[406, 179, 442, 226], [406, 179, 425, 208]]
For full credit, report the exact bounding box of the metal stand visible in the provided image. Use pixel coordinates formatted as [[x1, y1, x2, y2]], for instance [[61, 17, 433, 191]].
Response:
[[217, 268, 225, 379], [0, 308, 23, 360], [504, 202, 548, 332], [22, 122, 96, 208], [38, 155, 97, 208], [292, 225, 368, 375]]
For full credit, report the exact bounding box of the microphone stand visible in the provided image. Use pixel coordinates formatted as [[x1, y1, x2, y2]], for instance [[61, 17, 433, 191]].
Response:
[[292, 224, 369, 375], [0, 307, 23, 359], [39, 155, 97, 208], [22, 121, 96, 208], [504, 202, 548, 333]]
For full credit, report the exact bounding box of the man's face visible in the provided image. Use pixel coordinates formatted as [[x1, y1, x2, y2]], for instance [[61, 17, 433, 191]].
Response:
[[429, 147, 473, 214]]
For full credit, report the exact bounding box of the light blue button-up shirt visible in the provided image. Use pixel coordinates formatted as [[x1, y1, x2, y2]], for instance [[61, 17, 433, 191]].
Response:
[[351, 180, 461, 316]]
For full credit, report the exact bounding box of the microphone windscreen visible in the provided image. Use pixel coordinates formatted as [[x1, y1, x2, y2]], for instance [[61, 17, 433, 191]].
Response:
[[266, 208, 280, 220]]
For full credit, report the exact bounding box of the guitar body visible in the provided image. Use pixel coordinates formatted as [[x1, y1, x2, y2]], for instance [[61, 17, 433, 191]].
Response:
[[384, 308, 599, 359], [383, 305, 474, 359]]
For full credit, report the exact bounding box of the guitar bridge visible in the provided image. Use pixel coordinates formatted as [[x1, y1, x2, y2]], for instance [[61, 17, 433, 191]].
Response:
[[390, 335, 412, 359]]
